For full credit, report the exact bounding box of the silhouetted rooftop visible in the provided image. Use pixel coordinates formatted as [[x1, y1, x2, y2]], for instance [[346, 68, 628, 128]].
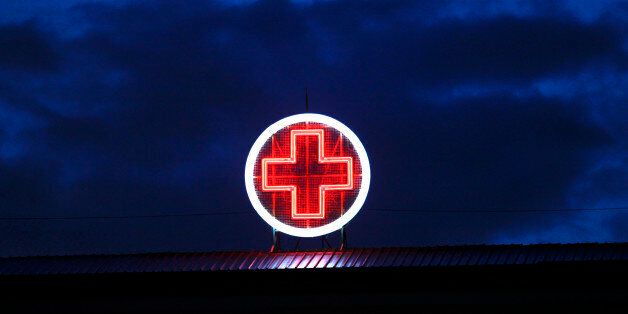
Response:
[[2, 242, 627, 276]]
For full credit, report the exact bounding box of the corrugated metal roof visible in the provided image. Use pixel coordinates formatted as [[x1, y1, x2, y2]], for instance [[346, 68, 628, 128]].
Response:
[[1, 242, 627, 275]]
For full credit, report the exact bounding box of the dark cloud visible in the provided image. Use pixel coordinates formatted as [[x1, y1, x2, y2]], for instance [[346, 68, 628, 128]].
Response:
[[350, 94, 611, 245], [0, 0, 626, 256], [0, 161, 56, 215], [0, 21, 58, 71], [409, 17, 624, 83], [367, 95, 610, 209]]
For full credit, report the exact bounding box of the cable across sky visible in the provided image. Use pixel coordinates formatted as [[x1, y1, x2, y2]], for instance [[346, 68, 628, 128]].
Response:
[[1, 206, 627, 221]]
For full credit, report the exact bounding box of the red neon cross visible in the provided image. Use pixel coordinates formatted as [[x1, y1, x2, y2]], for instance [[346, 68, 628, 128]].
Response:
[[261, 129, 353, 219]]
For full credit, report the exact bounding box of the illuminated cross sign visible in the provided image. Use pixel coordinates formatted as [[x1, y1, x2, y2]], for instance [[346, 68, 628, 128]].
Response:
[[245, 114, 370, 237], [261, 129, 354, 220]]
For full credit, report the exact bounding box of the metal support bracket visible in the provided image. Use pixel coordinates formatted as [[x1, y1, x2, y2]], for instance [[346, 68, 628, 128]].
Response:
[[270, 228, 281, 252]]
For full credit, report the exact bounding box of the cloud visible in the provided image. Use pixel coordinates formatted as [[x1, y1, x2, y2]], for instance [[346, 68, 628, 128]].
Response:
[[0, 22, 58, 71], [413, 17, 624, 83]]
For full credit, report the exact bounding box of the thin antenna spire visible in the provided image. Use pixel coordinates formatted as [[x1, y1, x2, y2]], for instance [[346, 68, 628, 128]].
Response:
[[305, 88, 309, 112]]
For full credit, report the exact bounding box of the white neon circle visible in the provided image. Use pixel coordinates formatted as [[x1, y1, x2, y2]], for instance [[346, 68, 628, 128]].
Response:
[[245, 113, 371, 237]]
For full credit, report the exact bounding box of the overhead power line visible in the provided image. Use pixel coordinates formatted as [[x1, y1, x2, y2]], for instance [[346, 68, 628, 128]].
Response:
[[0, 211, 250, 221], [367, 207, 628, 213], [0, 206, 627, 221]]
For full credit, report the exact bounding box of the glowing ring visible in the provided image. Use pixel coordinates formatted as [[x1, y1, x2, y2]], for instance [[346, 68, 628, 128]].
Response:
[[245, 113, 371, 237]]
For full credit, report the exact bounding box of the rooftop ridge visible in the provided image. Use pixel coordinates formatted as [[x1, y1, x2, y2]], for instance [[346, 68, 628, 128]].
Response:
[[1, 242, 627, 275]]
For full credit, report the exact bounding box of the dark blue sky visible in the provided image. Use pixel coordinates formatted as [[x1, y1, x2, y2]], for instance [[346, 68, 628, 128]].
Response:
[[0, 0, 627, 256]]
